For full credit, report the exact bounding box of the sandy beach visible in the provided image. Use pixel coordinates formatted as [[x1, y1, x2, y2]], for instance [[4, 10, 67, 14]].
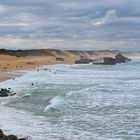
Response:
[[0, 49, 139, 82], [0, 51, 76, 81]]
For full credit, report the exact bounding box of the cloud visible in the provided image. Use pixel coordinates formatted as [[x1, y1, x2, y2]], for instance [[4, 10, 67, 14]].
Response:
[[0, 0, 139, 50], [92, 10, 140, 26], [0, 36, 139, 51]]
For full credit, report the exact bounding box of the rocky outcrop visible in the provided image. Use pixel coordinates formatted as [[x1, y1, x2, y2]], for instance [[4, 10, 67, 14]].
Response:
[[115, 53, 131, 63], [0, 88, 16, 97], [0, 129, 26, 140], [91, 54, 131, 65], [75, 59, 92, 64], [92, 57, 116, 65]]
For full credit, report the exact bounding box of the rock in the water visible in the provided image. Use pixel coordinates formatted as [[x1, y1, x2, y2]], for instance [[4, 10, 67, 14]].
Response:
[[1, 136, 8, 140], [0, 130, 26, 140], [115, 53, 131, 63], [7, 135, 18, 140], [0, 88, 16, 97], [0, 129, 5, 138]]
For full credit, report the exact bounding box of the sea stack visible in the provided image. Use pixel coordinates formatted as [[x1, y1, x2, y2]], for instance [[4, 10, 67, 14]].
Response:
[[115, 53, 131, 63]]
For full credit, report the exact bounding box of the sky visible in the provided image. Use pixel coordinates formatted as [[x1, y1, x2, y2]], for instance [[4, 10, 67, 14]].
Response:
[[0, 0, 139, 50]]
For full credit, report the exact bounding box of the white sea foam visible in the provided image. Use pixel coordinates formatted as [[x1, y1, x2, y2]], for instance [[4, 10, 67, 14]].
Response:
[[0, 106, 51, 140], [0, 96, 18, 105], [44, 87, 94, 112], [0, 60, 140, 140], [44, 95, 64, 112]]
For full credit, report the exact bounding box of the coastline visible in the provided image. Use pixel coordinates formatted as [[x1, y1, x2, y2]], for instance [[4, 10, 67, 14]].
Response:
[[0, 56, 74, 82], [0, 51, 139, 82], [0, 63, 77, 140], [0, 55, 140, 140]]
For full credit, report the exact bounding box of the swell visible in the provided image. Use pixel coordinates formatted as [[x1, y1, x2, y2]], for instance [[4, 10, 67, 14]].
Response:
[[44, 87, 94, 112]]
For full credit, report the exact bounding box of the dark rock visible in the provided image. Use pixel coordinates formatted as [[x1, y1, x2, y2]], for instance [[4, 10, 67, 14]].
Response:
[[0, 129, 5, 138], [0, 89, 10, 97], [0, 89, 16, 97], [75, 59, 92, 64], [9, 93, 16, 96], [93, 57, 116, 65], [6, 135, 17, 140], [1, 136, 8, 140], [0, 130, 26, 140], [115, 53, 131, 63], [0, 129, 4, 135]]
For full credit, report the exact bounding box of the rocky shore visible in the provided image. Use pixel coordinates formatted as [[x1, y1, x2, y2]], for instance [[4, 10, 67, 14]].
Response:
[[75, 53, 131, 65], [0, 129, 26, 140], [0, 88, 16, 97]]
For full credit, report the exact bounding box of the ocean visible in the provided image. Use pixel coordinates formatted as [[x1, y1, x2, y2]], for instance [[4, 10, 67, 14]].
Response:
[[0, 57, 140, 140]]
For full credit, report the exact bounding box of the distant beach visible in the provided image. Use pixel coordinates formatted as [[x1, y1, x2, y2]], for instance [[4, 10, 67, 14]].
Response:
[[0, 49, 139, 82]]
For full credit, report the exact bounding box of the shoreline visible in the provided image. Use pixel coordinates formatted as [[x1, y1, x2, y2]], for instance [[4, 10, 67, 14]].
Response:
[[0, 71, 26, 82], [0, 63, 73, 83], [0, 63, 77, 140], [0, 54, 139, 83], [0, 56, 139, 138], [0, 60, 74, 83], [0, 49, 135, 74], [0, 53, 76, 82]]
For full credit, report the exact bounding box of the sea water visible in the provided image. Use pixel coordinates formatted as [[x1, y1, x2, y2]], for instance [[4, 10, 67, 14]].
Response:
[[0, 57, 140, 140]]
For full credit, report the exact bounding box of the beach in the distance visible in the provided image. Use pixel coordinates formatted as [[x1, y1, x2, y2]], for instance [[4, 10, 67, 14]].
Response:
[[0, 49, 138, 81]]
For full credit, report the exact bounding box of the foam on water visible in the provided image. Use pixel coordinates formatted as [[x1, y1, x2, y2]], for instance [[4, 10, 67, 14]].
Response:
[[0, 96, 18, 105], [44, 88, 78, 112], [0, 106, 52, 140], [44, 95, 64, 111], [0, 59, 140, 140]]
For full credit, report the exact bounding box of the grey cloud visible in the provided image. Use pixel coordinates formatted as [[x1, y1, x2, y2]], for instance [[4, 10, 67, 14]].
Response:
[[92, 10, 140, 26], [0, 0, 139, 50]]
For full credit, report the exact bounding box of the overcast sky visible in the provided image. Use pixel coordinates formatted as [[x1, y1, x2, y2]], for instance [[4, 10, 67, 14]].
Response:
[[0, 0, 139, 50]]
